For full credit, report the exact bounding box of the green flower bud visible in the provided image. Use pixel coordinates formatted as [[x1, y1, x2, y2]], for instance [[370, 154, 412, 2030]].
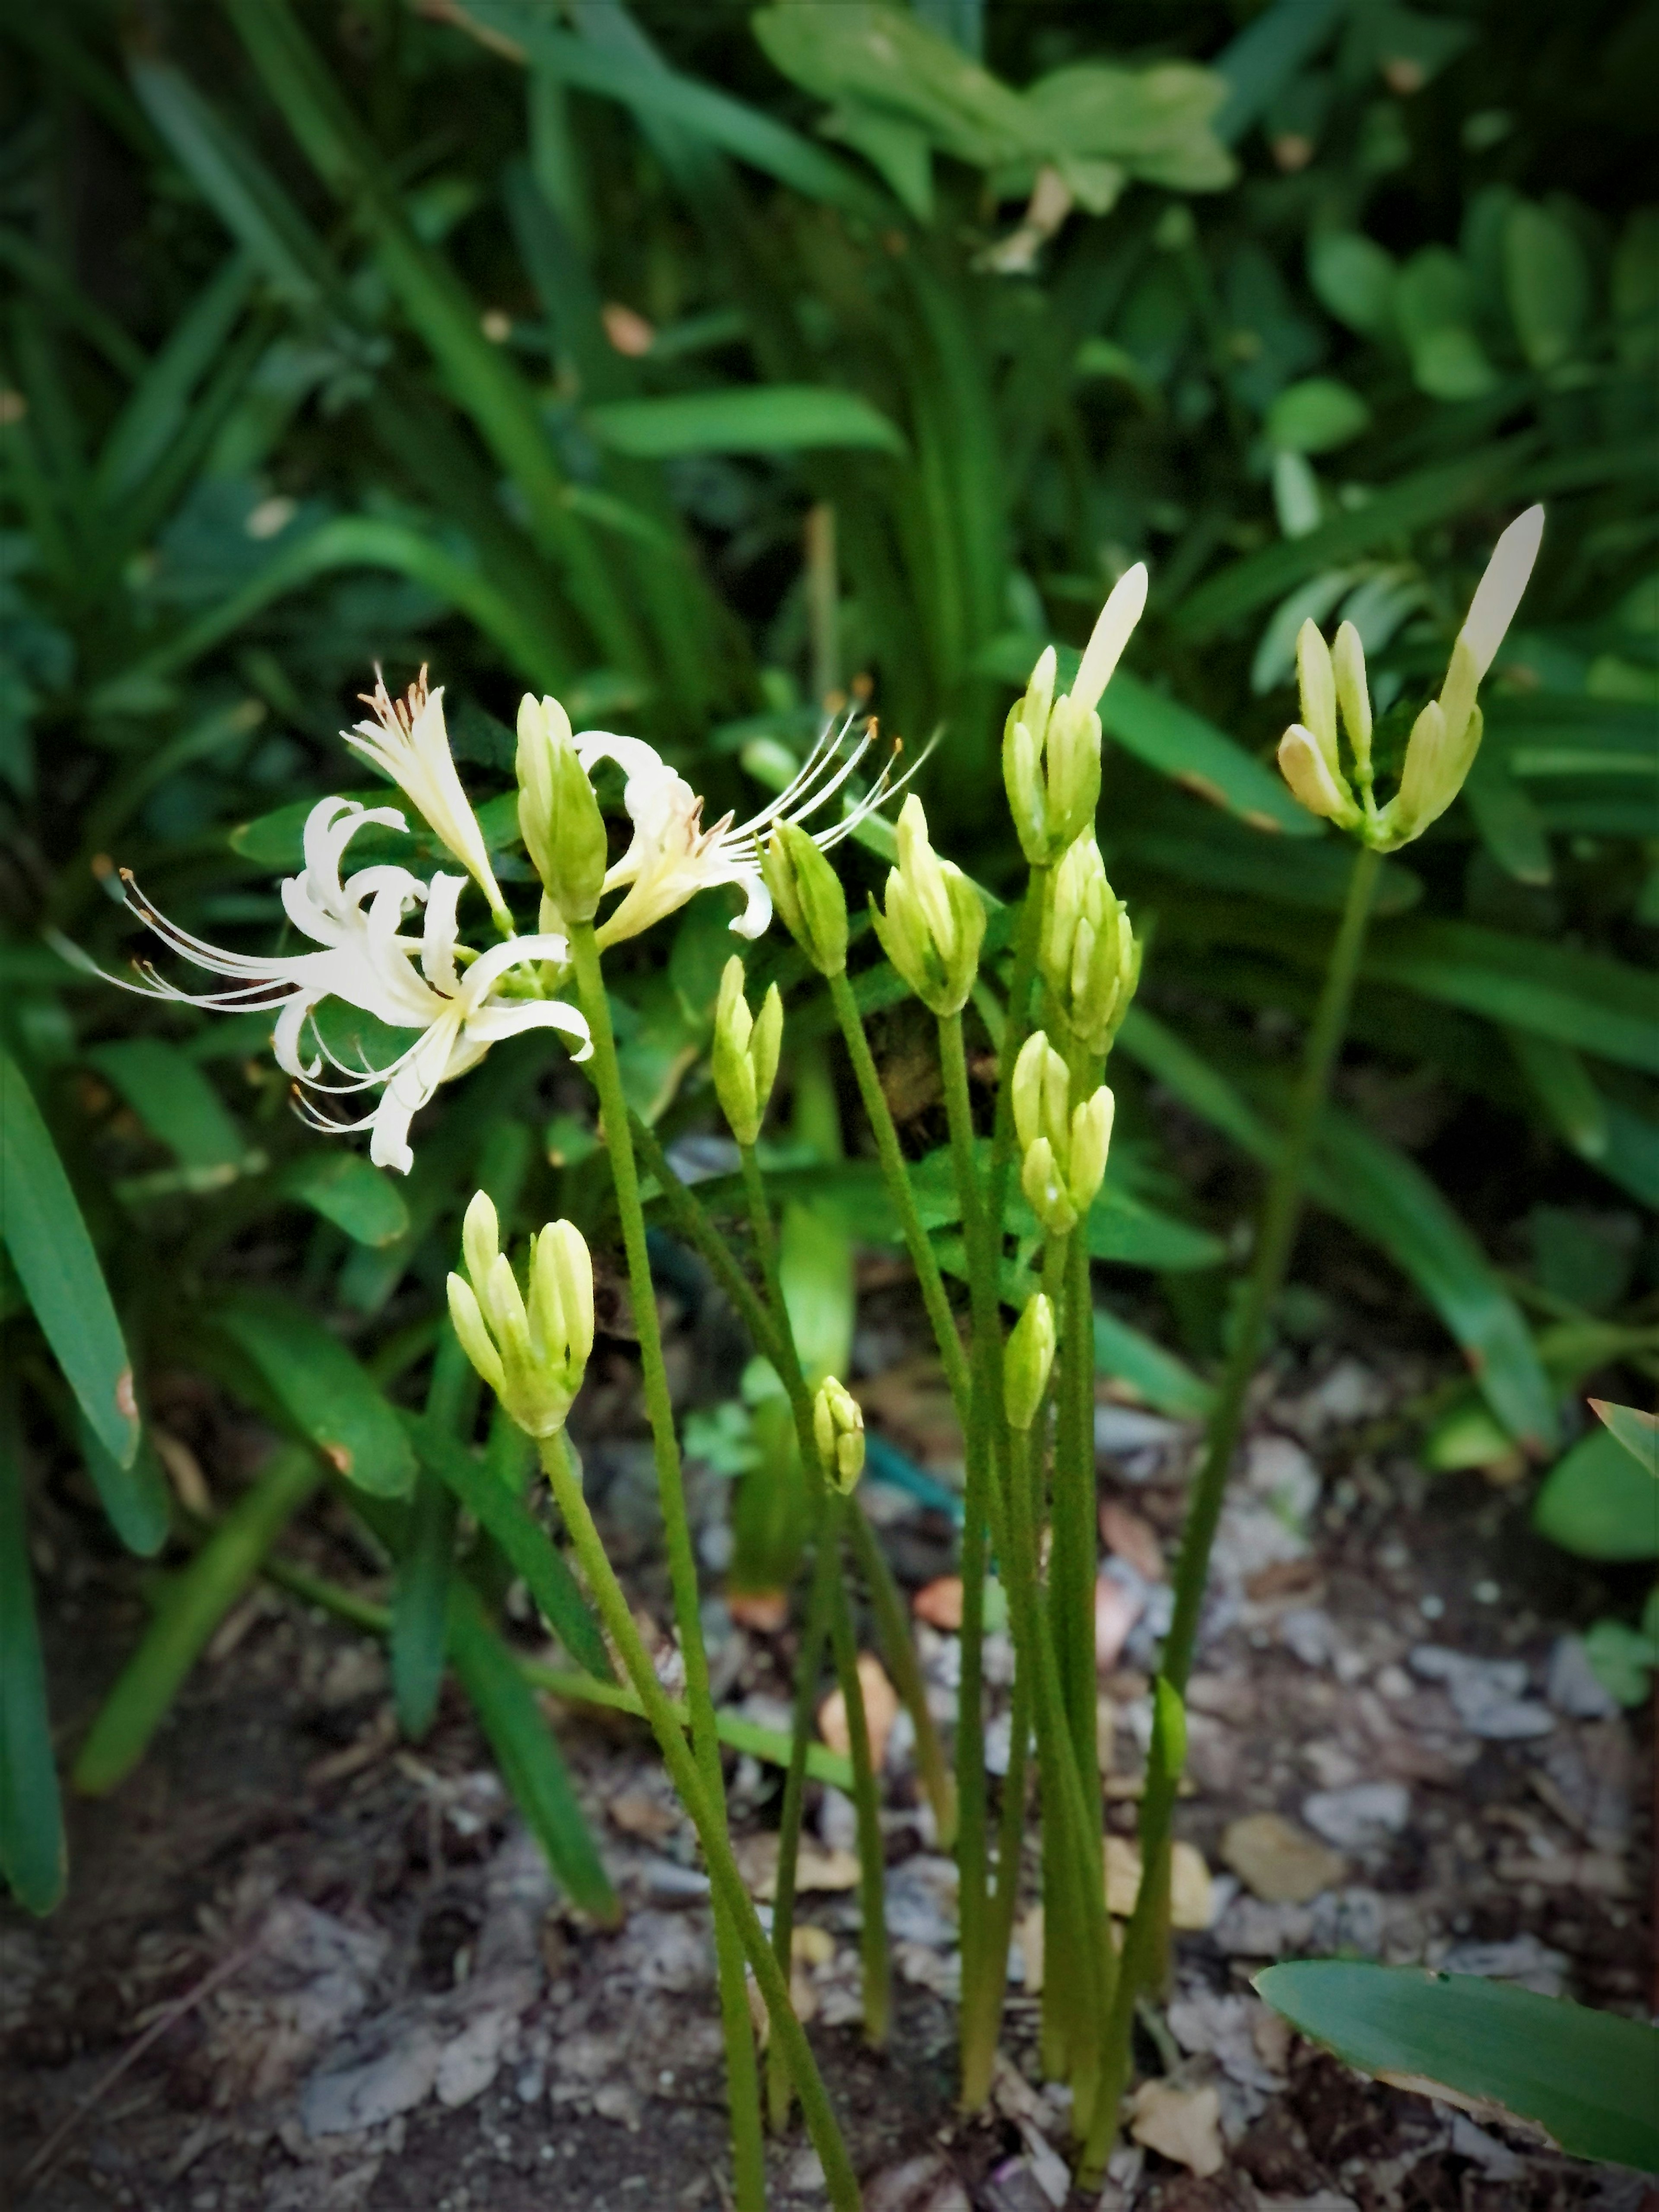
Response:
[[1002, 566, 1147, 866], [870, 795, 986, 1016], [762, 821, 849, 977], [1004, 1292, 1056, 1432], [1040, 835, 1141, 1056], [447, 1191, 594, 1437], [1331, 621, 1372, 784], [712, 955, 782, 1147], [813, 1375, 865, 1494], [516, 693, 608, 926], [1011, 1030, 1116, 1236]]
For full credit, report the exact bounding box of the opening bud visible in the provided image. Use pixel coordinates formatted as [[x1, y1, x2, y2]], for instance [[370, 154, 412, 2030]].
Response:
[[1276, 725, 1361, 828], [447, 1192, 594, 1437], [1001, 568, 1147, 865], [813, 1376, 865, 1495], [1012, 1030, 1115, 1235], [516, 693, 608, 925], [712, 955, 783, 1147], [870, 795, 986, 1015], [1004, 1293, 1056, 1432], [762, 821, 849, 977], [1040, 835, 1141, 1056]]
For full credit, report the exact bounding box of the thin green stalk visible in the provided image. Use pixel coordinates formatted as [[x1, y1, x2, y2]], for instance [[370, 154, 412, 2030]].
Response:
[[827, 968, 969, 1414], [1160, 844, 1382, 1694], [845, 1506, 955, 1849], [828, 1516, 891, 2047], [538, 1432, 859, 2212], [1051, 1227, 1098, 1806], [631, 1109, 782, 1361], [938, 1007, 998, 2105], [569, 923, 764, 2212], [975, 1652, 1031, 2085], [738, 1140, 788, 1334], [767, 1517, 841, 2129], [986, 867, 1049, 1246]]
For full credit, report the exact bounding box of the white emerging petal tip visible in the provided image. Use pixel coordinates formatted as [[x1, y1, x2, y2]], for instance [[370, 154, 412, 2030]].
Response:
[[1460, 504, 1545, 679], [1071, 561, 1149, 714]]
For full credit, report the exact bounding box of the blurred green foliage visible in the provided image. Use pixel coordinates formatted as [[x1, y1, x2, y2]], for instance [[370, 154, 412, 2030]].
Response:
[[1, 0, 1656, 1909]]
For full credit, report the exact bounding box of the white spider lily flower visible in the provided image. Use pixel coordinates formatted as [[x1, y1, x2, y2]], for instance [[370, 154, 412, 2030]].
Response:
[[572, 713, 912, 950], [106, 795, 588, 1177], [346, 667, 512, 932], [294, 873, 589, 1174]]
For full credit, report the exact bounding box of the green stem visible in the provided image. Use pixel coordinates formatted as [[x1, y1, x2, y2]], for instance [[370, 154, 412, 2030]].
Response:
[[845, 1506, 955, 1850], [938, 1007, 997, 2104], [974, 1647, 1031, 2094], [739, 1140, 789, 1342], [569, 923, 765, 2212], [767, 1516, 841, 2129], [538, 1433, 859, 2211], [1052, 1227, 1099, 1805], [827, 1509, 891, 2047], [631, 1109, 782, 1362], [828, 968, 970, 1415], [986, 867, 1049, 1250], [1160, 842, 1381, 1694]]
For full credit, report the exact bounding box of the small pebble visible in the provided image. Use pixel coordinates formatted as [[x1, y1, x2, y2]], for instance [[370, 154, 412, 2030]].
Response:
[[1420, 1594, 1445, 1619], [1473, 1579, 1500, 1604]]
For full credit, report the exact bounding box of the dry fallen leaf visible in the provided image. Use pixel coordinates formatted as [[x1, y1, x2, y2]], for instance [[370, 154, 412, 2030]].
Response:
[[1016, 1903, 1045, 1996], [738, 1833, 861, 1901], [1222, 1812, 1345, 1904], [1093, 1576, 1142, 1671], [791, 1923, 836, 1968], [1104, 1835, 1214, 1930], [606, 1789, 678, 1841], [818, 1653, 900, 1771], [912, 1576, 965, 1631], [726, 1589, 789, 1633], [1128, 2078, 1224, 2177], [1100, 1500, 1165, 1582]]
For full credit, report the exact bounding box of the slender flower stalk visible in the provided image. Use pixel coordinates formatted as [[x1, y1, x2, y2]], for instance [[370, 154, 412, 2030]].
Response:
[[566, 920, 766, 2212]]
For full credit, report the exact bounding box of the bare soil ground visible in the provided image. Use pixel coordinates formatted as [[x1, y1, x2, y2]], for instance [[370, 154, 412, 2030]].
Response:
[[2, 1282, 1653, 2212]]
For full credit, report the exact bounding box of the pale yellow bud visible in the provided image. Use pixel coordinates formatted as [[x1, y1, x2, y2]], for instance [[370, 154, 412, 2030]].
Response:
[[1277, 725, 1361, 827], [1332, 620, 1373, 781], [447, 1200, 594, 1438], [813, 1376, 865, 1494], [1004, 1293, 1056, 1432], [1295, 618, 1340, 777]]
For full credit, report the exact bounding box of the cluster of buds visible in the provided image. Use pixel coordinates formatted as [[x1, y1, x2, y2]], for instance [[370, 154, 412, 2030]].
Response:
[[869, 796, 987, 1018], [762, 820, 851, 977], [1013, 1030, 1114, 1238], [711, 956, 783, 1147], [1039, 833, 1141, 1059], [1277, 505, 1545, 850], [1003, 1292, 1056, 1433], [516, 693, 609, 933], [813, 1376, 866, 1495], [447, 1192, 594, 1438], [1003, 565, 1147, 866]]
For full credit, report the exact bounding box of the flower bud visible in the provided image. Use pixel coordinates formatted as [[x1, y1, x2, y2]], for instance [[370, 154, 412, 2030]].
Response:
[[1011, 1030, 1114, 1236], [447, 1191, 594, 1437], [813, 1375, 865, 1494], [1295, 619, 1341, 779], [1004, 1293, 1056, 1432], [1040, 834, 1141, 1057], [1276, 724, 1362, 827], [517, 693, 609, 926], [762, 822, 848, 977], [870, 795, 986, 1016], [712, 955, 782, 1147], [1331, 621, 1372, 783], [1002, 566, 1147, 866]]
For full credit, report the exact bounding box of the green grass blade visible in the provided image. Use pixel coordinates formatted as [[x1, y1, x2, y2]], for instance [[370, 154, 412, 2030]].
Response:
[[1175, 439, 1535, 639], [0, 1047, 140, 1469], [402, 1412, 613, 1680], [279, 1155, 411, 1249], [95, 250, 257, 505], [87, 1040, 246, 1174], [446, 1580, 619, 1921], [1255, 1962, 1659, 2174], [588, 387, 906, 458], [1092, 1309, 1214, 1420], [391, 1471, 458, 1740], [72, 1445, 321, 1795], [0, 224, 148, 381], [1210, 0, 1347, 143], [1591, 1398, 1659, 1477], [209, 1293, 416, 1498], [76, 1421, 171, 1560], [0, 1402, 67, 1913]]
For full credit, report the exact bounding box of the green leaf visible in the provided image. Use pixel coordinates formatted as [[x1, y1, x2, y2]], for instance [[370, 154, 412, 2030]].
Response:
[[77, 1418, 171, 1559], [445, 1581, 619, 1921], [1092, 1309, 1213, 1420], [73, 1446, 321, 1794], [1505, 1032, 1605, 1159], [1462, 749, 1552, 886], [1309, 1106, 1555, 1452], [1212, 0, 1348, 144], [1533, 1426, 1659, 1560], [391, 1471, 458, 1741], [88, 1039, 247, 1173], [95, 252, 258, 507], [1308, 231, 1397, 338], [1255, 1962, 1659, 2174], [210, 1294, 416, 1497], [0, 1047, 140, 1469], [0, 1411, 66, 1912], [1589, 1399, 1659, 1479], [1581, 1618, 1657, 1707], [1266, 378, 1373, 455], [1503, 202, 1591, 373], [1132, 825, 1421, 916], [1394, 247, 1501, 400], [402, 1413, 613, 1680], [1086, 1188, 1225, 1274], [586, 387, 906, 459], [1364, 922, 1659, 1076], [1599, 1099, 1659, 1210], [281, 1153, 411, 1248], [1175, 439, 1531, 640]]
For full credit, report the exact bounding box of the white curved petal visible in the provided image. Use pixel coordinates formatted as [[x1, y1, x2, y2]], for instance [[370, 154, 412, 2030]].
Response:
[[461, 999, 593, 1059], [420, 873, 466, 994], [461, 931, 572, 1003]]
